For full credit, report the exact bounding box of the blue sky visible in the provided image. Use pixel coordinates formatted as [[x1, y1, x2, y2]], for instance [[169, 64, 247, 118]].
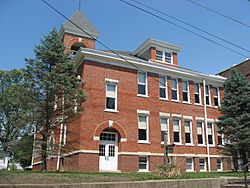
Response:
[[0, 0, 250, 74]]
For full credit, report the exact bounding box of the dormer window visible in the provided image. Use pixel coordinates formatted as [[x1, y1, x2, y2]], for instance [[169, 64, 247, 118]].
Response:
[[156, 49, 172, 64]]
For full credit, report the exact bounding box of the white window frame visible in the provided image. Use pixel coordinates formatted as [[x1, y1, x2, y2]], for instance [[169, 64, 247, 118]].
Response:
[[199, 158, 207, 172], [160, 116, 170, 144], [213, 87, 220, 107], [207, 122, 215, 146], [138, 156, 149, 172], [197, 121, 205, 146], [156, 49, 173, 64], [182, 80, 190, 103], [205, 85, 211, 106], [137, 71, 148, 97], [184, 120, 193, 145], [159, 76, 168, 100], [173, 118, 182, 145], [194, 83, 201, 105], [186, 158, 194, 172], [216, 158, 223, 171], [138, 111, 150, 143], [171, 78, 179, 101], [217, 125, 225, 146], [105, 81, 118, 112]]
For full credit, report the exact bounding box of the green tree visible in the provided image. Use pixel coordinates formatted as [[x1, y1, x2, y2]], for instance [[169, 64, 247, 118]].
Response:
[[25, 28, 85, 172], [218, 68, 250, 171], [0, 69, 31, 152], [12, 134, 34, 168]]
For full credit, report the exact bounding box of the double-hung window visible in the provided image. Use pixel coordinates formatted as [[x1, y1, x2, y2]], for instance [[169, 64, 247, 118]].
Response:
[[217, 158, 223, 171], [207, 122, 214, 145], [160, 117, 169, 143], [173, 119, 181, 144], [184, 120, 192, 145], [156, 50, 172, 64], [106, 82, 117, 111], [199, 158, 207, 171], [213, 87, 220, 107], [138, 114, 149, 142], [171, 78, 178, 101], [159, 76, 167, 99], [197, 122, 204, 145], [138, 72, 147, 96], [186, 158, 194, 172], [139, 156, 148, 171], [182, 80, 189, 102], [194, 83, 201, 104], [217, 126, 224, 146], [156, 50, 163, 61], [205, 85, 211, 105]]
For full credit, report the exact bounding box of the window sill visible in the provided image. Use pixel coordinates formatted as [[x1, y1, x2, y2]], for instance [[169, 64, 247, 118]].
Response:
[[200, 170, 207, 172], [161, 142, 171, 145], [186, 170, 194, 172], [171, 99, 180, 103], [104, 109, 119, 113], [137, 94, 149, 98], [138, 169, 149, 172], [138, 141, 151, 144], [183, 101, 191, 105], [159, 97, 168, 101], [195, 103, 203, 106], [208, 144, 216, 147], [174, 143, 183, 145], [185, 144, 195, 146]]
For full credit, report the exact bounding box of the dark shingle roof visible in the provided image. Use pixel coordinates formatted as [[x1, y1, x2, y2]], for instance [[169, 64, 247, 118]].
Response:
[[61, 10, 100, 39]]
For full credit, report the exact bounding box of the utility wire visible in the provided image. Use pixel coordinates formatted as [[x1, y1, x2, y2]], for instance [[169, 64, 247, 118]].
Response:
[[130, 0, 250, 54], [186, 0, 250, 28], [120, 0, 249, 58], [40, 0, 190, 101]]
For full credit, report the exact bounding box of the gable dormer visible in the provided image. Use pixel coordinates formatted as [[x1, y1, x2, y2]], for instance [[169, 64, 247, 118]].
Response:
[[59, 10, 100, 56], [133, 38, 181, 66]]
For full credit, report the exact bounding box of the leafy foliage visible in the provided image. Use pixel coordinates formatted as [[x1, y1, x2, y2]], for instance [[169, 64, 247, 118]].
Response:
[[155, 163, 181, 177], [25, 28, 86, 171], [0, 69, 32, 152], [218, 68, 250, 170]]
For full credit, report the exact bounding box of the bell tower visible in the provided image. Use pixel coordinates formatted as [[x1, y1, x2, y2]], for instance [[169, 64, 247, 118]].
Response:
[[59, 10, 100, 56]]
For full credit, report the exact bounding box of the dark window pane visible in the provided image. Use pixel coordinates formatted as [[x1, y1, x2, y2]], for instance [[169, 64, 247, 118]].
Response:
[[206, 96, 210, 105], [218, 136, 222, 145], [195, 94, 200, 103], [198, 135, 203, 144], [106, 97, 115, 109], [161, 131, 165, 142], [174, 132, 180, 142], [208, 135, 213, 145], [183, 92, 188, 102], [160, 88, 166, 98], [214, 98, 219, 106], [139, 129, 147, 140], [185, 133, 191, 143], [172, 90, 177, 100], [138, 84, 146, 95]]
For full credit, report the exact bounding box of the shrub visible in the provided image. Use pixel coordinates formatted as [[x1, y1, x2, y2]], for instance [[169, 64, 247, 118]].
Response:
[[155, 163, 181, 178]]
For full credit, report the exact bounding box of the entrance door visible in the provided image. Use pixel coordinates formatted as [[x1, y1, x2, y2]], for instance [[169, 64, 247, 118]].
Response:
[[99, 132, 118, 171]]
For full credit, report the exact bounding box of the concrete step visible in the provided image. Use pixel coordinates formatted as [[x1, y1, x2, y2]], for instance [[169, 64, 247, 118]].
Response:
[[221, 184, 249, 188]]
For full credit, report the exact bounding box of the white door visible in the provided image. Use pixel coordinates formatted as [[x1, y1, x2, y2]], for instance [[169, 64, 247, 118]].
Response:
[[99, 132, 118, 171]]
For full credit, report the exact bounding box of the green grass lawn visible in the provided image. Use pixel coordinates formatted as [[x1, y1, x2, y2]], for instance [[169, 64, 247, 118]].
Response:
[[0, 170, 249, 184]]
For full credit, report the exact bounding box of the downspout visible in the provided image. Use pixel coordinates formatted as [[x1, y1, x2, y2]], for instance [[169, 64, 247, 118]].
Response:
[[203, 79, 211, 172], [31, 126, 36, 168], [56, 95, 64, 171]]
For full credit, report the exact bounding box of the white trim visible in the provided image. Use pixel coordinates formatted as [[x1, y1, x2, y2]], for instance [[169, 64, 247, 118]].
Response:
[[184, 119, 193, 145], [194, 83, 202, 105], [93, 136, 100, 141], [195, 117, 204, 121], [205, 85, 211, 106], [186, 158, 194, 172], [183, 115, 193, 120], [159, 75, 168, 100], [105, 78, 119, 83], [120, 138, 127, 142], [160, 116, 170, 144], [105, 81, 118, 111], [75, 49, 225, 86], [104, 109, 119, 113], [159, 112, 170, 117], [199, 158, 207, 172], [173, 118, 182, 145], [138, 156, 149, 172], [182, 80, 190, 103], [207, 118, 215, 122], [137, 110, 150, 115], [171, 78, 179, 101], [172, 113, 182, 118]]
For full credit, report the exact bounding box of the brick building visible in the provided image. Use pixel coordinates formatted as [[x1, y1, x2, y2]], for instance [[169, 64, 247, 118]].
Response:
[[218, 59, 250, 82], [32, 10, 231, 172]]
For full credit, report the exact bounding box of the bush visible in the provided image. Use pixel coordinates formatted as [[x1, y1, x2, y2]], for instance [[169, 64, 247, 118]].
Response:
[[155, 163, 181, 178]]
